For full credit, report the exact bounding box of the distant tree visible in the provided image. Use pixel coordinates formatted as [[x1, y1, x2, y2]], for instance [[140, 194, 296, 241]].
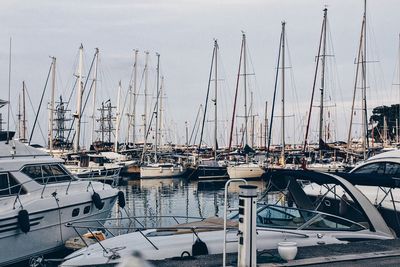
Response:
[[369, 104, 400, 142]]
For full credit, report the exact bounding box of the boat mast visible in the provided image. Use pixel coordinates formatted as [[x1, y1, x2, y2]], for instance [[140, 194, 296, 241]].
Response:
[[303, 9, 326, 153], [264, 101, 268, 149], [214, 40, 218, 159], [155, 53, 160, 162], [318, 8, 328, 155], [90, 48, 99, 147], [243, 33, 248, 146], [114, 81, 122, 153], [250, 91, 254, 147], [398, 34, 400, 144], [159, 76, 164, 149], [228, 35, 244, 153], [22, 82, 27, 142], [280, 21, 286, 164], [18, 92, 21, 140], [131, 49, 138, 146], [6, 37, 11, 144], [347, 12, 365, 151], [143, 51, 149, 154], [49, 56, 56, 153], [74, 44, 84, 153], [362, 0, 369, 159], [198, 40, 217, 155]]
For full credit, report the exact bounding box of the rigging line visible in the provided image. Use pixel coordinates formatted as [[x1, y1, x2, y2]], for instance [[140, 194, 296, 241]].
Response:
[[198, 42, 216, 153], [228, 36, 244, 153], [25, 87, 47, 144], [303, 9, 325, 152], [66, 49, 98, 145], [189, 105, 203, 145], [266, 28, 283, 159], [28, 61, 53, 145], [284, 32, 301, 143]]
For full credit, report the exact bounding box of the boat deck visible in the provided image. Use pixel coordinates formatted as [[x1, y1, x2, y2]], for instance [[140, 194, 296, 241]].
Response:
[[150, 238, 400, 267]]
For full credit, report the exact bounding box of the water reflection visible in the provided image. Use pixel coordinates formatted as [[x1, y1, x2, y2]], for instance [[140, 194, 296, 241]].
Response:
[[118, 177, 268, 228]]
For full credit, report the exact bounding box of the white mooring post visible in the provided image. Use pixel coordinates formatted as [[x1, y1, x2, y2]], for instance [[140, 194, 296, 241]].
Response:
[[238, 184, 257, 267]]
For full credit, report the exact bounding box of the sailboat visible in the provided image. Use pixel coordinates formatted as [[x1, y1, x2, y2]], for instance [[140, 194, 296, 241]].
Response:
[[346, 0, 370, 160], [140, 53, 187, 178], [192, 40, 228, 180], [302, 8, 348, 172], [227, 33, 265, 179]]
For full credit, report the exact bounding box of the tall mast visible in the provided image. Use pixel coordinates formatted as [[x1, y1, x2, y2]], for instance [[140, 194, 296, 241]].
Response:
[[6, 37, 11, 144], [280, 21, 286, 163], [155, 53, 160, 162], [129, 49, 139, 146], [228, 36, 244, 153], [398, 34, 400, 143], [319, 8, 328, 152], [143, 51, 149, 150], [22, 82, 26, 142], [74, 44, 84, 153], [18, 92, 21, 140], [347, 13, 365, 150], [133, 50, 138, 146], [214, 40, 218, 159], [264, 101, 268, 149], [250, 91, 254, 147], [90, 48, 99, 146], [49, 56, 56, 152], [114, 81, 121, 152], [303, 9, 326, 152], [243, 33, 248, 145], [362, 0, 368, 159], [159, 76, 164, 149]]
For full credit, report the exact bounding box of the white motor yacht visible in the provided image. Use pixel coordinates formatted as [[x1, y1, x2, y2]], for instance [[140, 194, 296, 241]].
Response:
[[0, 137, 120, 266], [60, 171, 394, 266]]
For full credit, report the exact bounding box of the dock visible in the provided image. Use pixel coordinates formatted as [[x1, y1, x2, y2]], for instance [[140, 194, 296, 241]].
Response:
[[151, 239, 400, 266]]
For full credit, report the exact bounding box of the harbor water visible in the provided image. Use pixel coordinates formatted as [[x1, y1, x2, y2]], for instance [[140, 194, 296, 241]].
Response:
[[116, 177, 269, 227]]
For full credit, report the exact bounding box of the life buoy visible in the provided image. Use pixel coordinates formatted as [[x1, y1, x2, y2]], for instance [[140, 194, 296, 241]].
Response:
[[117, 191, 126, 208], [92, 192, 104, 210], [18, 209, 30, 233]]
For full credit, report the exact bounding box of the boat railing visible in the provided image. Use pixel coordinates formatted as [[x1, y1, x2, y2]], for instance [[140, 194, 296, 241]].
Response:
[[0, 173, 102, 209], [65, 216, 235, 256], [77, 167, 121, 188]]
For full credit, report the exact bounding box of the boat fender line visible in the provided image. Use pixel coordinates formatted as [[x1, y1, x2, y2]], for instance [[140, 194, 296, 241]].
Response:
[[18, 209, 30, 233], [117, 191, 126, 208], [192, 237, 208, 256], [92, 192, 104, 210]]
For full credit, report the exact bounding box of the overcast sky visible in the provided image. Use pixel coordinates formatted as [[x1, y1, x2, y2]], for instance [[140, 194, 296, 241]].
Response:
[[0, 0, 399, 147]]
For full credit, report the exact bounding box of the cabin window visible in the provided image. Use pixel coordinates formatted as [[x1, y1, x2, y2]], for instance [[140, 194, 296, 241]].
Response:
[[0, 172, 26, 196], [21, 165, 44, 183], [21, 164, 73, 184], [353, 162, 385, 175], [72, 208, 80, 217], [384, 162, 400, 177], [83, 205, 90, 214]]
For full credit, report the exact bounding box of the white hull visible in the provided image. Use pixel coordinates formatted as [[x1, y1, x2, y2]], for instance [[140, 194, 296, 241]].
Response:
[[62, 225, 393, 266], [140, 165, 186, 178], [227, 163, 264, 179], [0, 182, 117, 266]]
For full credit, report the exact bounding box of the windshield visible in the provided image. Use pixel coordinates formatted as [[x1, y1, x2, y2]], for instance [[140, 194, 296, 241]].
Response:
[[229, 204, 366, 231]]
